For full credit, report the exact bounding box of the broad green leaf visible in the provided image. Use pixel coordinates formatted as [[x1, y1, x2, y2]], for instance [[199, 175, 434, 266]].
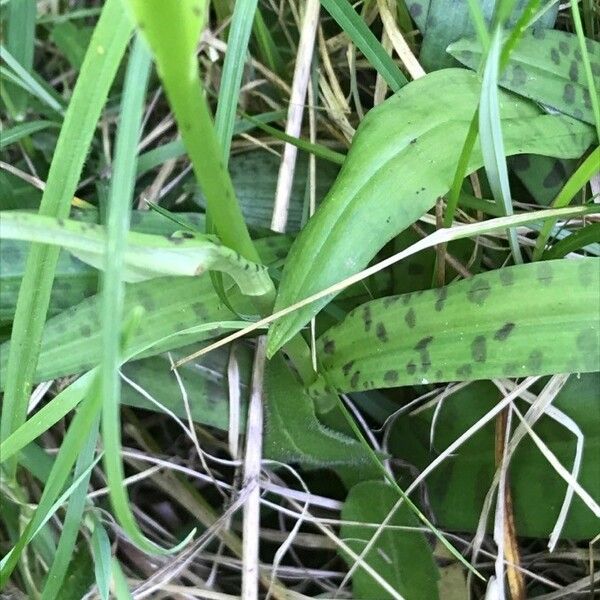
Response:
[[0, 276, 236, 386], [390, 374, 600, 539], [340, 481, 440, 600], [125, 348, 371, 465], [313, 259, 599, 393], [267, 68, 594, 355], [449, 29, 600, 124], [510, 155, 577, 206], [0, 233, 292, 387], [0, 212, 271, 296]]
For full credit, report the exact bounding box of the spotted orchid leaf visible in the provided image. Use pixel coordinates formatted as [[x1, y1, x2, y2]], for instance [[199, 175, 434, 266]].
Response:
[[312, 259, 599, 394], [267, 69, 594, 356], [449, 29, 600, 124], [0, 211, 271, 296]]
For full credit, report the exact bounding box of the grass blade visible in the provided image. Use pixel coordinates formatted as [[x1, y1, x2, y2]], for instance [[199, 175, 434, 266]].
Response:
[[0, 0, 133, 478], [320, 0, 407, 92], [479, 27, 523, 263], [214, 0, 259, 161], [99, 34, 192, 555]]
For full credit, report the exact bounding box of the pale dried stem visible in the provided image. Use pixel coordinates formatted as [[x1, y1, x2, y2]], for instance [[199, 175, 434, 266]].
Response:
[[271, 0, 320, 232]]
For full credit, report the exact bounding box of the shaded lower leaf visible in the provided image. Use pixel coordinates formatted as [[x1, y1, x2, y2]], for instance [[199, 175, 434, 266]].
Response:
[[122, 347, 370, 465], [389, 374, 600, 539], [263, 354, 370, 465], [341, 480, 440, 599], [314, 259, 599, 393]]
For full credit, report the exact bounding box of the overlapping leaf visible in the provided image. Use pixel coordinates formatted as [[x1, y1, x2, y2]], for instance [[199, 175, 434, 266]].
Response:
[[268, 69, 594, 355], [449, 29, 600, 124]]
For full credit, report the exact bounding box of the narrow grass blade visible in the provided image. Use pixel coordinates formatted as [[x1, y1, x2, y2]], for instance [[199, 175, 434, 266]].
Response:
[[0, 44, 63, 114], [319, 0, 407, 92], [4, 0, 39, 118], [0, 0, 133, 478], [533, 146, 600, 259], [479, 28, 522, 263], [0, 120, 60, 149], [40, 420, 100, 600], [214, 0, 259, 161]]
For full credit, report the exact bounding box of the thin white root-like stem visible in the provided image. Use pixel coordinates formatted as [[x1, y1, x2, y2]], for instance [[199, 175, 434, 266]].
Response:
[[242, 336, 267, 600]]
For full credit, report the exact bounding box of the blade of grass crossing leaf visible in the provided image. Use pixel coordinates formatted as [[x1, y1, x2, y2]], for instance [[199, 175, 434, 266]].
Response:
[[40, 420, 100, 600], [4, 0, 37, 119], [0, 44, 63, 114], [91, 522, 112, 600], [214, 0, 259, 161], [465, 0, 490, 52], [111, 557, 134, 600], [0, 0, 133, 479], [240, 112, 346, 164], [319, 0, 407, 91], [100, 35, 189, 555], [0, 120, 60, 149], [480, 28, 523, 264], [571, 0, 600, 141], [0, 379, 102, 584], [252, 8, 284, 76], [500, 0, 541, 68], [533, 147, 600, 260]]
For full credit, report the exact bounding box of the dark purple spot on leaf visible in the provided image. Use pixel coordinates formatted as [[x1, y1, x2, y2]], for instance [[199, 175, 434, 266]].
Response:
[[406, 361, 417, 375], [350, 371, 360, 389], [434, 286, 448, 311], [376, 322, 388, 342], [471, 335, 487, 363], [527, 349, 543, 372], [550, 48, 560, 65], [563, 83, 575, 105], [363, 305, 372, 332], [456, 364, 472, 377], [342, 360, 355, 376], [569, 60, 579, 82], [494, 322, 515, 341], [543, 160, 566, 189], [405, 307, 416, 328], [323, 339, 336, 354], [559, 41, 569, 56], [384, 370, 399, 384], [467, 279, 491, 305]]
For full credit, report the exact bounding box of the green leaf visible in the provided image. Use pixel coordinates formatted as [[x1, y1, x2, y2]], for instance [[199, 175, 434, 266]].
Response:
[[49, 21, 93, 70], [313, 259, 599, 393], [90, 524, 112, 600], [449, 29, 600, 124], [4, 0, 37, 118], [0, 212, 272, 296], [193, 150, 340, 232], [267, 68, 594, 355], [0, 236, 292, 387], [389, 374, 600, 539], [263, 354, 370, 466], [126, 0, 264, 270], [341, 481, 440, 599]]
